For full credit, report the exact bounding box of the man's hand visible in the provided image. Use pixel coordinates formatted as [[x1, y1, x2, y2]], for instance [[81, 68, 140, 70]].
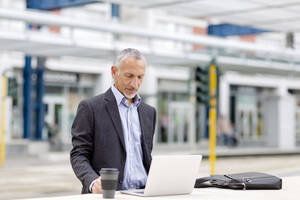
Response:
[[92, 177, 102, 194]]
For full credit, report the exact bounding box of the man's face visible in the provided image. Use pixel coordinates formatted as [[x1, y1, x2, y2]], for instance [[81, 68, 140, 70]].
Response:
[[112, 56, 146, 100]]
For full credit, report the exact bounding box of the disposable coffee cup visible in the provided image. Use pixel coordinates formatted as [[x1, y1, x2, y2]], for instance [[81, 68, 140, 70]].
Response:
[[100, 168, 119, 199]]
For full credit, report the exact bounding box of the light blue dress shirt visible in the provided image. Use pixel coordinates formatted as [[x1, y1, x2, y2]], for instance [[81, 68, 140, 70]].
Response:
[[111, 85, 147, 190]]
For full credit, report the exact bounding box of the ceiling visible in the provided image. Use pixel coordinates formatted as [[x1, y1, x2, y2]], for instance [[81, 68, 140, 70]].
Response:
[[102, 0, 300, 32], [1, 1, 300, 75]]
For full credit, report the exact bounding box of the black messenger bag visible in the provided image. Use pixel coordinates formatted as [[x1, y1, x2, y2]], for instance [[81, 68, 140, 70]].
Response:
[[194, 172, 282, 190]]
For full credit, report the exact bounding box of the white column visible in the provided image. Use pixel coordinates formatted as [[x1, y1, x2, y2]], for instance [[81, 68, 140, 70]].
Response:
[[219, 74, 230, 117], [140, 65, 158, 144], [140, 65, 157, 108], [278, 94, 295, 149], [276, 84, 295, 149], [94, 63, 113, 95], [276, 83, 288, 97], [263, 84, 296, 149]]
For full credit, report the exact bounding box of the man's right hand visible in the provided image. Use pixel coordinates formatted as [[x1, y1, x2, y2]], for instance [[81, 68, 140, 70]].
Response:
[[92, 177, 102, 194]]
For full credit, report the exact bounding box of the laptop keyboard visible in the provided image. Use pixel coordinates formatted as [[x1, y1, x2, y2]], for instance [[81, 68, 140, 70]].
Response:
[[130, 189, 145, 194]]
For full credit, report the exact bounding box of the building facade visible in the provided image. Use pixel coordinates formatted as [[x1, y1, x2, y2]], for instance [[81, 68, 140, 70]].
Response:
[[0, 0, 300, 154]]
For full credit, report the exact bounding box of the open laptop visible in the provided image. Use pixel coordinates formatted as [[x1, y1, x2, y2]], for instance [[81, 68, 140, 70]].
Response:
[[121, 154, 202, 197]]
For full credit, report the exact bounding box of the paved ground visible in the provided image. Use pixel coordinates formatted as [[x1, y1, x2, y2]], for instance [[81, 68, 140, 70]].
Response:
[[1, 152, 300, 200]]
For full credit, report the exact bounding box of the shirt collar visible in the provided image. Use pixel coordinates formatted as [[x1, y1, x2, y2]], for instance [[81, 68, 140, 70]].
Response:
[[111, 85, 141, 107]]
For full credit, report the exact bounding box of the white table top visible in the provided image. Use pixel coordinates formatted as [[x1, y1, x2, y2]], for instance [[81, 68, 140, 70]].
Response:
[[20, 176, 299, 200]]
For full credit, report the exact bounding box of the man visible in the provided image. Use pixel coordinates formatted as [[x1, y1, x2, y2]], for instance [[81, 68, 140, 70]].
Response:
[[70, 48, 156, 194]]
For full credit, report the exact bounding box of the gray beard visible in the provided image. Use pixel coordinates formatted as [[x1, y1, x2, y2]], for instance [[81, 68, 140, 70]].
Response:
[[124, 93, 137, 99]]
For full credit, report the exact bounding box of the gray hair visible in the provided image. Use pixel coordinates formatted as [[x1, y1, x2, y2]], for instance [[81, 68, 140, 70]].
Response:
[[113, 48, 146, 69]]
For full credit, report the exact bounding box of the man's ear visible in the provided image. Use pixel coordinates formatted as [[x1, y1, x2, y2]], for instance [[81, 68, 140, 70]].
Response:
[[111, 66, 117, 79]]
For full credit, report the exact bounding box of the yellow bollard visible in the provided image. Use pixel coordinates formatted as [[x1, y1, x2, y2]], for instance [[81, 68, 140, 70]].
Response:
[[209, 65, 217, 175], [0, 76, 7, 166]]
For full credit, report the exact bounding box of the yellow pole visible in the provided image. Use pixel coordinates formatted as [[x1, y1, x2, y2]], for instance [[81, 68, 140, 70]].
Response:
[[0, 76, 7, 166], [209, 65, 217, 175]]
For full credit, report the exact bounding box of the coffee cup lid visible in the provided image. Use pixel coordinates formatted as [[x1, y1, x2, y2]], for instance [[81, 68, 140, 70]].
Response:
[[100, 168, 119, 172]]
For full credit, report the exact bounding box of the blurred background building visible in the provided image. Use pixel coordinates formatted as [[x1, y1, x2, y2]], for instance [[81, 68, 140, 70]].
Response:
[[1, 0, 300, 157]]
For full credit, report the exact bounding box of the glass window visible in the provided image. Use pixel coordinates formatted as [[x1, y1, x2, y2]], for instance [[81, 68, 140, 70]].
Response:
[[157, 91, 189, 144]]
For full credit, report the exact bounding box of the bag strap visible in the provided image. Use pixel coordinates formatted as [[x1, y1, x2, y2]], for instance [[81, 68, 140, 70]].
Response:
[[194, 176, 214, 188], [195, 175, 246, 189], [224, 175, 246, 190], [197, 176, 211, 184]]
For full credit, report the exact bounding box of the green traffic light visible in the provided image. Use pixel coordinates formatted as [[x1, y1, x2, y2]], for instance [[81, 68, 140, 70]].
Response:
[[195, 66, 210, 105], [196, 85, 209, 104], [195, 66, 209, 84]]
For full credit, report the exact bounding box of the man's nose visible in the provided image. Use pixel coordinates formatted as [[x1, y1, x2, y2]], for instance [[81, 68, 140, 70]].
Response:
[[131, 77, 139, 88]]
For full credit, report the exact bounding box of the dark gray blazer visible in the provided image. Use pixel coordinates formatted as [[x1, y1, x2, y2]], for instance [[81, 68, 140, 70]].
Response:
[[70, 88, 156, 194]]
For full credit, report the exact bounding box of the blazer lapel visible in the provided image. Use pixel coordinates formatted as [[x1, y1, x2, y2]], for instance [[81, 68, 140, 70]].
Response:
[[138, 103, 152, 173], [104, 89, 126, 151], [138, 103, 147, 143]]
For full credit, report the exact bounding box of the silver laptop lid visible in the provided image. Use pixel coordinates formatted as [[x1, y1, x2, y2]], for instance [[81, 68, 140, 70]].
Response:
[[143, 155, 202, 196]]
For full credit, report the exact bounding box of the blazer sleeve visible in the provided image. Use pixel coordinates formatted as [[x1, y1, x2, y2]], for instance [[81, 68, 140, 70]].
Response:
[[70, 100, 98, 193], [151, 108, 157, 151]]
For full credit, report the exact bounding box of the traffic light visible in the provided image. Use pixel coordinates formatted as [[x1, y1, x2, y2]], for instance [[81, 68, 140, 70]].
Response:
[[7, 77, 18, 97], [195, 66, 208, 83], [194, 66, 209, 104]]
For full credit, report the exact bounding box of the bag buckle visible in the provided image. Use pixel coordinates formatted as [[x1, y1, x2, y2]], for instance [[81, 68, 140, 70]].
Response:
[[241, 182, 246, 190], [225, 175, 247, 190]]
